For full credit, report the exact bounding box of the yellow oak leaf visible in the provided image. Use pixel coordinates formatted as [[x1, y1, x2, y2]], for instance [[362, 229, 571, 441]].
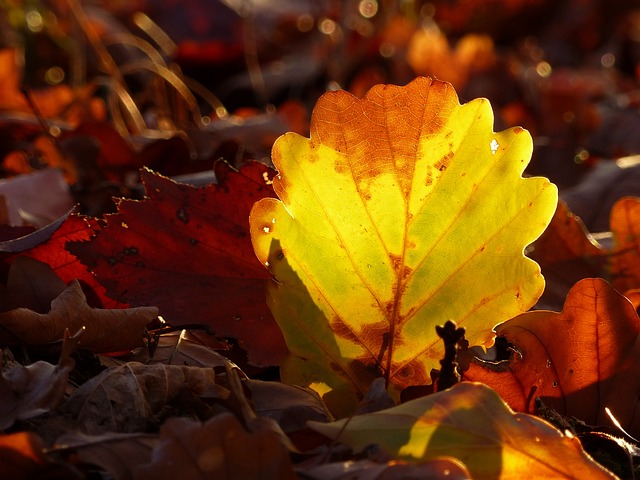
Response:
[[250, 77, 557, 416]]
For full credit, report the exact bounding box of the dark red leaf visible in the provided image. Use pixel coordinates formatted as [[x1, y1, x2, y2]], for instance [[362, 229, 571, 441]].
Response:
[[68, 161, 287, 366]]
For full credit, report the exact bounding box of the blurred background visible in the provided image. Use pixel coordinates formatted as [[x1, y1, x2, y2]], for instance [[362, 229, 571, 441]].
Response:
[[0, 0, 639, 227]]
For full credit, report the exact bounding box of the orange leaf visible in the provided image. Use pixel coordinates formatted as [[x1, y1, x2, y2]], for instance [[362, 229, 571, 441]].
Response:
[[610, 196, 640, 292], [529, 200, 607, 308], [465, 278, 640, 437]]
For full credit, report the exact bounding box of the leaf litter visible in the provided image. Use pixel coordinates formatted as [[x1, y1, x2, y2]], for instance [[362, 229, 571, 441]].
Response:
[[2, 1, 640, 478]]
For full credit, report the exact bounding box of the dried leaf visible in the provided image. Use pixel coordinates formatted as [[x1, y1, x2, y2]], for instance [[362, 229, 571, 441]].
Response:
[[246, 379, 333, 432], [69, 161, 287, 366], [132, 414, 296, 480], [0, 169, 74, 227], [60, 362, 229, 434], [129, 329, 229, 368], [0, 280, 157, 353], [0, 350, 74, 429], [0, 256, 66, 313], [250, 77, 557, 415], [309, 382, 616, 479]]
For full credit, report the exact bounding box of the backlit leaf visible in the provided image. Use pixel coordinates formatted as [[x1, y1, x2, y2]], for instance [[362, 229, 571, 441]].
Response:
[[250, 77, 557, 415], [464, 278, 640, 438], [529, 200, 607, 309], [308, 382, 616, 479], [610, 196, 640, 292], [69, 161, 287, 366]]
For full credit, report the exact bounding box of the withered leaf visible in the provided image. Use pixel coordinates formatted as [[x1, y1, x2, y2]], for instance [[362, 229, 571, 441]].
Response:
[[132, 414, 296, 480], [0, 280, 157, 353], [60, 362, 229, 434], [0, 350, 74, 430]]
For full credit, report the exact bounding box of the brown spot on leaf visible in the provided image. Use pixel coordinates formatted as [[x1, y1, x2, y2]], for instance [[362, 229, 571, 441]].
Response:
[[176, 207, 189, 224], [389, 253, 402, 271], [331, 316, 359, 343], [391, 359, 429, 389], [434, 151, 453, 172]]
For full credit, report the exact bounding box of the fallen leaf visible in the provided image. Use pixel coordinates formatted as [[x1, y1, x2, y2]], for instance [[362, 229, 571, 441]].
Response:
[[0, 256, 66, 313], [464, 278, 640, 437], [0, 169, 74, 227], [610, 196, 640, 292], [0, 349, 74, 430], [132, 414, 296, 480], [14, 213, 126, 309], [246, 379, 333, 432], [308, 382, 616, 479], [0, 280, 157, 353], [127, 329, 229, 368], [69, 161, 287, 366], [250, 77, 557, 415], [0, 207, 75, 254], [60, 362, 229, 434], [529, 200, 608, 309]]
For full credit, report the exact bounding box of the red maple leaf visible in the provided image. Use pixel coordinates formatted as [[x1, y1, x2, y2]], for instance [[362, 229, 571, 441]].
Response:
[[68, 161, 287, 366]]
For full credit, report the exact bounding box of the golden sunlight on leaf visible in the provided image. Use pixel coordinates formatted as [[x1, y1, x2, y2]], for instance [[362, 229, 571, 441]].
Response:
[[528, 200, 607, 309], [250, 77, 557, 415], [309, 382, 616, 479], [610, 196, 640, 292], [465, 277, 640, 438]]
